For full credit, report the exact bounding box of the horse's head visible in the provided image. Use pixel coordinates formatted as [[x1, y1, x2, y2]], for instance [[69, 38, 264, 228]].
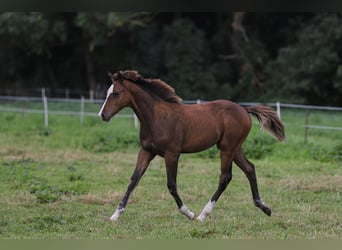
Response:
[[98, 72, 132, 122]]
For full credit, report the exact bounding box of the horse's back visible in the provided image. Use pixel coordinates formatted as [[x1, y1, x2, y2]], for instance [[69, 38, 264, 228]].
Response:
[[183, 99, 250, 125], [178, 99, 251, 153], [181, 99, 250, 124]]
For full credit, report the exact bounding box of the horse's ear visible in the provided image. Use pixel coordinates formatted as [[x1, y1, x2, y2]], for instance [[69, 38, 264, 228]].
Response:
[[108, 72, 114, 80], [110, 71, 124, 82]]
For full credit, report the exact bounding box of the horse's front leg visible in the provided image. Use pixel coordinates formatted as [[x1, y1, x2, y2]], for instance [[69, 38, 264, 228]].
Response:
[[164, 152, 195, 220], [110, 148, 155, 221]]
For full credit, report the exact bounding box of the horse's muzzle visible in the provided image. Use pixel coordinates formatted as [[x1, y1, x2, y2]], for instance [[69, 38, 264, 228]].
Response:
[[99, 112, 111, 122]]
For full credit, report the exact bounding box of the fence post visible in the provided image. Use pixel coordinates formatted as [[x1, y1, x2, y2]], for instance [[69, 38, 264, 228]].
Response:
[[80, 96, 85, 125], [41, 88, 48, 127], [276, 101, 281, 119], [133, 113, 139, 129], [304, 112, 310, 143], [89, 90, 94, 103]]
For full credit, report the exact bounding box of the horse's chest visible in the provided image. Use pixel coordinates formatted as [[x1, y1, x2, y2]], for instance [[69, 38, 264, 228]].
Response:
[[140, 131, 173, 155], [140, 132, 160, 150], [141, 138, 156, 150]]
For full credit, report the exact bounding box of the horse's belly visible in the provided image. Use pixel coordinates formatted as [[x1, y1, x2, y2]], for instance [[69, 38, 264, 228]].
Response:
[[181, 129, 220, 153], [181, 143, 216, 153]]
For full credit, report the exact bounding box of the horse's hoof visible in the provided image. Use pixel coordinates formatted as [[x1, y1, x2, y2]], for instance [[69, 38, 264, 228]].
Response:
[[196, 214, 206, 222], [195, 217, 204, 222], [255, 199, 271, 216], [262, 206, 272, 216], [179, 205, 195, 220], [110, 216, 118, 222]]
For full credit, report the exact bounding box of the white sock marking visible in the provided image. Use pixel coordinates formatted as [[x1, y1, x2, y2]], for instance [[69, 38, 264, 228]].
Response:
[[179, 205, 195, 220], [110, 207, 125, 221], [196, 200, 216, 222]]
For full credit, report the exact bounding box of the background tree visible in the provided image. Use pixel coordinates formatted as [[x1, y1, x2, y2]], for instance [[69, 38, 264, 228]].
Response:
[[0, 12, 66, 94], [0, 12, 341, 105], [73, 12, 150, 98], [265, 13, 342, 105], [161, 18, 218, 99]]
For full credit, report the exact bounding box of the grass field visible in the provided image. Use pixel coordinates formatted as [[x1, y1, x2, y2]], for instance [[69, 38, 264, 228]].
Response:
[[0, 106, 341, 239]]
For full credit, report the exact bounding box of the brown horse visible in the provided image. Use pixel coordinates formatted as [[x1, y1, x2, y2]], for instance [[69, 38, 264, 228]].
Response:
[[99, 70, 285, 222]]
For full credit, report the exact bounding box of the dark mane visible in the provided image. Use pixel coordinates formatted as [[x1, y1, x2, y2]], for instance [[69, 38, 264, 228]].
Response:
[[113, 70, 182, 103]]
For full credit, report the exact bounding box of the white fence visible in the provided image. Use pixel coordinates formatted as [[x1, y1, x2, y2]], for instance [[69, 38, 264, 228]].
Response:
[[1, 95, 342, 133], [0, 95, 138, 127], [238, 102, 342, 132]]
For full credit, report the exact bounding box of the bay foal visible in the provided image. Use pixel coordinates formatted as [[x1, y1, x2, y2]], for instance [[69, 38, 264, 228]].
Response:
[[98, 70, 285, 222]]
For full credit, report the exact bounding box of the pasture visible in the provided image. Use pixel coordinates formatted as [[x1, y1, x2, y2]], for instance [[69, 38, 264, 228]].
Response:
[[0, 105, 341, 239]]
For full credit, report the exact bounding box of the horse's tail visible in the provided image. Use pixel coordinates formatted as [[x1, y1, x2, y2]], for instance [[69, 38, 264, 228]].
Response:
[[245, 106, 285, 142]]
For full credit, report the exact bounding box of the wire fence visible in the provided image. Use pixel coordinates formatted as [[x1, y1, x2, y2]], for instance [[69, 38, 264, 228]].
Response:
[[1, 95, 342, 135]]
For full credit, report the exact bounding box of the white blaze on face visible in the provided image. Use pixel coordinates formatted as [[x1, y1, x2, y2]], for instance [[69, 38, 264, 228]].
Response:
[[98, 84, 114, 117]]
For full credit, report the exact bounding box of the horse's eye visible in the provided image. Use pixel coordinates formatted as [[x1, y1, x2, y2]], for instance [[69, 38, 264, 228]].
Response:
[[112, 91, 120, 98]]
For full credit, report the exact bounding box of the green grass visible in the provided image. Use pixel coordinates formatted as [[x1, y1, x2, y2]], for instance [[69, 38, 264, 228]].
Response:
[[0, 107, 341, 239]]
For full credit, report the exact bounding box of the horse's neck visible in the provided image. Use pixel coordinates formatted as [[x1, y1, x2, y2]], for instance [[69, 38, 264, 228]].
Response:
[[128, 84, 157, 130]]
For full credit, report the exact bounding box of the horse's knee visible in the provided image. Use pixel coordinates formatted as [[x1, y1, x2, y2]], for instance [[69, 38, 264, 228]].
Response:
[[225, 173, 232, 183], [242, 162, 257, 181], [218, 174, 232, 191], [167, 182, 177, 194], [222, 173, 232, 186], [246, 163, 256, 175]]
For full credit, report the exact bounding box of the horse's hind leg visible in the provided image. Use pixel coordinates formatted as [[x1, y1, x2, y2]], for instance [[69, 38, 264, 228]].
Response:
[[196, 151, 233, 222], [233, 149, 271, 216]]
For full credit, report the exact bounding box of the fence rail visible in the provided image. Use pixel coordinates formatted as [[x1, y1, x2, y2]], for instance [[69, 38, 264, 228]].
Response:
[[2, 95, 342, 110], [1, 95, 342, 134]]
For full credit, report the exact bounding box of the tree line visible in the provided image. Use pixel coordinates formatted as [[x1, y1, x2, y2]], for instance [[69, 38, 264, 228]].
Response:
[[0, 12, 341, 105]]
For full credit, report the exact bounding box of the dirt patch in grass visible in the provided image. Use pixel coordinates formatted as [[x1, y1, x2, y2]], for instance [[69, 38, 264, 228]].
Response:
[[280, 175, 342, 193], [72, 192, 122, 205]]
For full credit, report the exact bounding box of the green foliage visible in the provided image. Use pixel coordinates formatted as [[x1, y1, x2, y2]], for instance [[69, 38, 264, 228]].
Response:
[[37, 127, 53, 137], [1, 13, 342, 105], [189, 228, 216, 238], [243, 128, 278, 159], [0, 13, 67, 91], [29, 180, 63, 204], [74, 12, 142, 51], [27, 215, 67, 230], [0, 110, 341, 239], [266, 13, 342, 105], [133, 23, 164, 76], [28, 168, 90, 204], [82, 129, 139, 153], [0, 155, 90, 204], [162, 18, 219, 99], [308, 143, 342, 163], [330, 144, 342, 163], [0, 12, 66, 55]]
